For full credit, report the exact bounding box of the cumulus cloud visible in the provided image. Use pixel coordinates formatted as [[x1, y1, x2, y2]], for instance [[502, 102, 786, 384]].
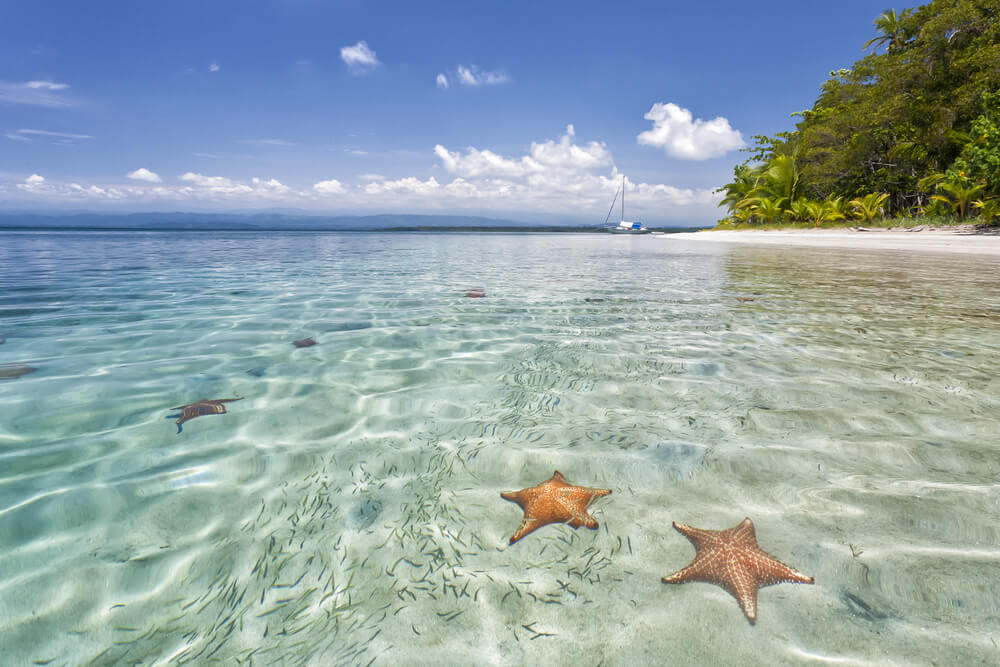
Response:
[[5, 128, 94, 141], [127, 168, 161, 183], [0, 80, 76, 107], [436, 73, 449, 89], [209, 63, 220, 73], [26, 174, 45, 184], [340, 41, 379, 74], [433, 124, 611, 180], [313, 179, 345, 194], [637, 102, 744, 160], [455, 65, 509, 86]]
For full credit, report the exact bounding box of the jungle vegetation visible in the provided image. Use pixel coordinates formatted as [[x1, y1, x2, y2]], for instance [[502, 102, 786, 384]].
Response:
[[716, 0, 1000, 228]]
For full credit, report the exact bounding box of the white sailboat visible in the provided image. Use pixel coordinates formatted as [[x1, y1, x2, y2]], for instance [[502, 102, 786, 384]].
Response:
[[603, 174, 649, 233]]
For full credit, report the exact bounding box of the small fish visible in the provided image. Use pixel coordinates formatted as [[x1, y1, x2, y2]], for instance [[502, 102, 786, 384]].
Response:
[[293, 337, 317, 348], [166, 397, 243, 433], [465, 288, 486, 298], [0, 363, 36, 380]]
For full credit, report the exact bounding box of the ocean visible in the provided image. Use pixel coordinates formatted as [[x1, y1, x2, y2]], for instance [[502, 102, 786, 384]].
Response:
[[1, 230, 998, 664]]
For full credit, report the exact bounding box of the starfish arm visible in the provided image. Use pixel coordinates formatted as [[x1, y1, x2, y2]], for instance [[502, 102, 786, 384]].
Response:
[[661, 563, 702, 584], [672, 522, 723, 551], [551, 470, 568, 484], [509, 517, 543, 544], [565, 510, 599, 530], [751, 550, 815, 586], [500, 490, 529, 508], [730, 518, 758, 548], [729, 571, 760, 624]]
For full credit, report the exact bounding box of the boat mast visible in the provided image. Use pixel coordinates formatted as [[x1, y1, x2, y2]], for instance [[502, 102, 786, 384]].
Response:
[[621, 174, 625, 221]]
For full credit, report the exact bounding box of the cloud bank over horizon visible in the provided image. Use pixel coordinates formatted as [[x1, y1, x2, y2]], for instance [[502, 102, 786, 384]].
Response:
[[1, 120, 722, 222]]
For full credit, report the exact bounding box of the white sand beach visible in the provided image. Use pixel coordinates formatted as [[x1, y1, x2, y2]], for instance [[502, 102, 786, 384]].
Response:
[[664, 228, 1000, 255]]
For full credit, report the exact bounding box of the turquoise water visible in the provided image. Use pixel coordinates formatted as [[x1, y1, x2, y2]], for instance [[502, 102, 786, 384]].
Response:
[[1, 230, 998, 665]]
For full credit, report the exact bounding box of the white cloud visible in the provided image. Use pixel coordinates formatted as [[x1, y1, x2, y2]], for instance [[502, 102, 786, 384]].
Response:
[[0, 80, 76, 107], [436, 73, 448, 89], [25, 81, 69, 90], [340, 41, 379, 74], [433, 124, 611, 180], [26, 174, 45, 184], [5, 128, 94, 141], [358, 173, 385, 181], [313, 179, 345, 194], [252, 177, 289, 193], [127, 168, 162, 183], [637, 102, 744, 160], [455, 65, 509, 87], [209, 63, 220, 73]]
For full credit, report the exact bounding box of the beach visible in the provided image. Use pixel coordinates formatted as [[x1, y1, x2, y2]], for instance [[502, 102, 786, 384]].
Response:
[[664, 227, 1000, 255]]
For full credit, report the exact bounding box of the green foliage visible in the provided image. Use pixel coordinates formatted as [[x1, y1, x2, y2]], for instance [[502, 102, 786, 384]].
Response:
[[949, 90, 1000, 194], [973, 198, 1000, 223], [848, 193, 890, 220], [931, 180, 986, 218], [715, 0, 1000, 228]]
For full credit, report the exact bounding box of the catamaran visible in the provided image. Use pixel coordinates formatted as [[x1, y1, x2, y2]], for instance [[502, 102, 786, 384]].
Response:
[[603, 174, 649, 234]]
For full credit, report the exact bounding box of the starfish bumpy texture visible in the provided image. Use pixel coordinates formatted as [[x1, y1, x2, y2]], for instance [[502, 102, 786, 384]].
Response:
[[500, 470, 611, 544], [166, 397, 243, 433], [661, 517, 813, 624]]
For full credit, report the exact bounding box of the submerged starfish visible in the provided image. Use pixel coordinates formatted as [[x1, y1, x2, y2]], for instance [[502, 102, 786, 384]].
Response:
[[661, 517, 814, 624], [166, 397, 243, 433], [501, 470, 611, 544], [293, 337, 317, 348]]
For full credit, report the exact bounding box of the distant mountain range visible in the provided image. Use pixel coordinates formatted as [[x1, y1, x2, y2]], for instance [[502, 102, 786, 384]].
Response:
[[0, 212, 704, 232]]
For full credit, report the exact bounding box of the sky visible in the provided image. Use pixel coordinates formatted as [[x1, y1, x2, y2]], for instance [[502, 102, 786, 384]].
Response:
[[1, 0, 894, 225]]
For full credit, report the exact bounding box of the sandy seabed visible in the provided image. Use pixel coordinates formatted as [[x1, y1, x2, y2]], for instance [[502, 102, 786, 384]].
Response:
[[664, 228, 1000, 255]]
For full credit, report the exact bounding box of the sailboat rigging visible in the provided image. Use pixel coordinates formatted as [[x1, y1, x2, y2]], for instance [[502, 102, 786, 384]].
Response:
[[602, 174, 649, 233]]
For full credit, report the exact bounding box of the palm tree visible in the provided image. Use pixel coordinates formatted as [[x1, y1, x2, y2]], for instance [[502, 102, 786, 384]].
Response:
[[932, 182, 986, 220], [864, 9, 913, 53], [716, 165, 762, 214], [761, 155, 801, 210], [849, 193, 890, 221]]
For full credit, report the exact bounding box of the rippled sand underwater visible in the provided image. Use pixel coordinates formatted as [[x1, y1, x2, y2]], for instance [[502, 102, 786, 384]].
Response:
[[1, 231, 999, 665]]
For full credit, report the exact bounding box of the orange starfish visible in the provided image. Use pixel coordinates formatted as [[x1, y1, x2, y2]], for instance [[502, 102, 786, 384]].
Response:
[[661, 517, 813, 624], [500, 471, 611, 544], [166, 397, 243, 433]]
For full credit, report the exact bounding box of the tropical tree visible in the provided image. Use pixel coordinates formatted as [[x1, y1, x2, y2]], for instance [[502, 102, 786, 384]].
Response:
[[931, 181, 986, 219], [863, 8, 915, 52], [849, 193, 890, 221]]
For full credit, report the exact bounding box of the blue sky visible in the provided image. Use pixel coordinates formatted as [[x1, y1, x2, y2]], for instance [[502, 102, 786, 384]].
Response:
[[1, 0, 891, 224]]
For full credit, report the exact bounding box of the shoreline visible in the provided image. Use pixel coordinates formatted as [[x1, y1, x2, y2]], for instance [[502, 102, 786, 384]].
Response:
[[663, 227, 1000, 256]]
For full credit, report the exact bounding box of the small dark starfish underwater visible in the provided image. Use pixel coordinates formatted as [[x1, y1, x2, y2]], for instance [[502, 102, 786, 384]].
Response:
[[166, 397, 243, 433]]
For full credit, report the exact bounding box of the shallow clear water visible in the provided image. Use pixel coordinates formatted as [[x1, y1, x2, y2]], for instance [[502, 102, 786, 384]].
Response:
[[1, 230, 998, 665]]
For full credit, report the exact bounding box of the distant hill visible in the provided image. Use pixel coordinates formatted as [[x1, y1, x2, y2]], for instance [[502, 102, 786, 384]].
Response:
[[0, 212, 539, 231], [0, 212, 706, 233]]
